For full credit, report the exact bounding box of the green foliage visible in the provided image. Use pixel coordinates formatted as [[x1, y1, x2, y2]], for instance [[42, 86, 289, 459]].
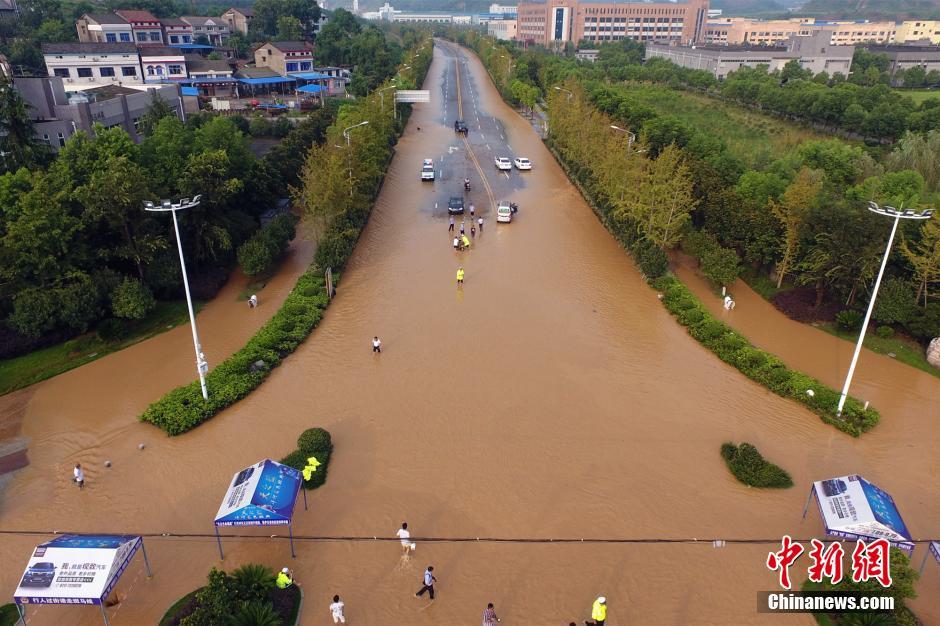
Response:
[[836, 309, 863, 331], [872, 277, 916, 325], [875, 325, 895, 338], [656, 276, 879, 436], [237, 214, 298, 277], [231, 601, 282, 626], [720, 442, 793, 488], [632, 239, 668, 279], [701, 245, 742, 286], [110, 278, 156, 320], [237, 239, 275, 277], [280, 427, 333, 489], [181, 568, 234, 626], [231, 564, 276, 604]]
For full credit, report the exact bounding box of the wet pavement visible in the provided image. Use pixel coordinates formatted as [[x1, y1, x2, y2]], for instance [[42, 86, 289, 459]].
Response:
[[0, 42, 937, 625]]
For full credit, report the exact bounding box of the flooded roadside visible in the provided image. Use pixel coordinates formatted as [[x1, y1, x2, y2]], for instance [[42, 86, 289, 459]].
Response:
[[0, 43, 936, 625]]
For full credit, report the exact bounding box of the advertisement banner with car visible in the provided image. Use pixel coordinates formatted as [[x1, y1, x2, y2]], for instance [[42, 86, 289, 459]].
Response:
[[811, 475, 913, 550], [215, 459, 302, 527], [14, 535, 142, 605]]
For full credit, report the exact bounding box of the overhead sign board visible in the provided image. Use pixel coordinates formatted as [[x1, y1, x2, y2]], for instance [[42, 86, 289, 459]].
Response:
[[215, 459, 302, 527], [395, 90, 430, 103], [811, 474, 913, 550]]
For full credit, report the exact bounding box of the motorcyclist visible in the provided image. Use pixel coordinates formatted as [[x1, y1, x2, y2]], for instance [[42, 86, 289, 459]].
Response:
[[464, 178, 471, 191]]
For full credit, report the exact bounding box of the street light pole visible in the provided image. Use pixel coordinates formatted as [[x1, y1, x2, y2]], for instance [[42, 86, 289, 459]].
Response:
[[835, 201, 934, 416], [378, 85, 395, 116], [340, 121, 370, 194], [610, 124, 636, 148], [144, 196, 209, 400], [554, 85, 573, 102]]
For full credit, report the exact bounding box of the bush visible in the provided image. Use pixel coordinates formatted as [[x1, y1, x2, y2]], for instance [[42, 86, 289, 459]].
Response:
[[237, 238, 275, 277], [632, 238, 668, 279], [140, 268, 335, 434], [249, 116, 273, 137], [655, 275, 878, 437], [700, 245, 742, 286], [873, 277, 915, 325], [237, 214, 298, 277], [875, 325, 894, 338], [230, 564, 275, 604], [280, 427, 333, 489], [836, 309, 863, 331], [231, 601, 281, 626], [96, 318, 129, 342], [720, 442, 793, 488], [111, 278, 156, 320], [906, 302, 940, 341]]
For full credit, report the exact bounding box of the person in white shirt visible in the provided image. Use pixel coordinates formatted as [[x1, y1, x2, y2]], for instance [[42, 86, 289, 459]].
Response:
[[73, 463, 84, 489], [329, 594, 346, 624], [397, 522, 416, 554], [372, 336, 381, 353], [248, 294, 258, 308]]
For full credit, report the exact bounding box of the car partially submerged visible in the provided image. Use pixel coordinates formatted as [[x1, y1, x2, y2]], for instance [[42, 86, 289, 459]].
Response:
[[513, 157, 532, 170], [495, 157, 512, 171], [448, 196, 465, 214], [497, 200, 513, 223], [421, 158, 435, 181], [454, 120, 468, 134]]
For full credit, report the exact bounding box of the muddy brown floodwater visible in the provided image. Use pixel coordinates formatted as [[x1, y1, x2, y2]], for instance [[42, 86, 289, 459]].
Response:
[[0, 42, 937, 625]]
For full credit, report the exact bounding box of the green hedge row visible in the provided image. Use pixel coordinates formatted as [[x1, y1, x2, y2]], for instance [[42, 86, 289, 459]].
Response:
[[140, 268, 336, 435], [720, 442, 793, 488], [653, 275, 879, 436], [279, 427, 333, 490]]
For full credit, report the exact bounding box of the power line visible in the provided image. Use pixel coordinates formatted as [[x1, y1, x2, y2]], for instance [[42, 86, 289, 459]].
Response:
[[0, 530, 935, 546]]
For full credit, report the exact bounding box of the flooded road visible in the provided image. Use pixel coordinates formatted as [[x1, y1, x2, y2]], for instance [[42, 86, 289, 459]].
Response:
[[0, 42, 937, 625]]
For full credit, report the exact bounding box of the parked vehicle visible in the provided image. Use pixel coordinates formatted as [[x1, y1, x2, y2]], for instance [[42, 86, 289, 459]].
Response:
[[495, 157, 512, 171], [497, 201, 513, 223], [448, 196, 465, 214], [513, 157, 532, 170], [421, 159, 435, 181]]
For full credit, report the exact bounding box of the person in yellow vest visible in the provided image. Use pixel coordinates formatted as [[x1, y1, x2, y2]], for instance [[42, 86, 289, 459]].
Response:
[[585, 596, 606, 626], [276, 567, 294, 589], [461, 234, 470, 248], [456, 267, 465, 285]]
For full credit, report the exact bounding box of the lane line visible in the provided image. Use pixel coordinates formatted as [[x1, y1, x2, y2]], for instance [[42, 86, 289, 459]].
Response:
[[452, 48, 495, 209]]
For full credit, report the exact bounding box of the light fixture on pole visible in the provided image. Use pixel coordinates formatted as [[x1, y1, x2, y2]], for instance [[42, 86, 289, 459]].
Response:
[[835, 201, 934, 416], [554, 85, 573, 102], [144, 196, 209, 400], [342, 120, 370, 147], [378, 85, 396, 115], [610, 124, 636, 148]]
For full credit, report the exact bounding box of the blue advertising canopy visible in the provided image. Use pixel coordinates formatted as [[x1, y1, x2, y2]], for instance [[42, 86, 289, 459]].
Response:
[[297, 84, 327, 94], [238, 76, 296, 85], [181, 86, 199, 96], [13, 534, 152, 625], [919, 541, 940, 575], [213, 459, 307, 559], [802, 474, 914, 553], [170, 43, 215, 50], [289, 71, 332, 80]]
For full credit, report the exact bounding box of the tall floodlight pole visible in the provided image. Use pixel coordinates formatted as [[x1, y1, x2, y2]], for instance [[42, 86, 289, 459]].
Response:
[[836, 201, 934, 416], [144, 196, 209, 400]]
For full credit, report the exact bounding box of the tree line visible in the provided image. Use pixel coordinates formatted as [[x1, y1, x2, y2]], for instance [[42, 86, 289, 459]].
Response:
[[452, 32, 940, 347]]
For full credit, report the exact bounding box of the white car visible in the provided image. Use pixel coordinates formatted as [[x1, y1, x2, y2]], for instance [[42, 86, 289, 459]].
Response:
[[494, 157, 512, 171], [421, 158, 435, 181], [513, 157, 532, 170], [496, 201, 513, 223]]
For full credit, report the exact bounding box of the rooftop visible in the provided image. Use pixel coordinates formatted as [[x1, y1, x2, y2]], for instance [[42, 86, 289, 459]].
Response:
[[139, 46, 186, 57], [114, 9, 159, 22], [265, 41, 313, 52], [225, 6, 253, 16], [237, 66, 282, 78], [181, 16, 227, 26], [184, 54, 234, 72], [83, 84, 143, 100], [42, 42, 139, 54], [161, 17, 188, 26], [82, 12, 129, 25]]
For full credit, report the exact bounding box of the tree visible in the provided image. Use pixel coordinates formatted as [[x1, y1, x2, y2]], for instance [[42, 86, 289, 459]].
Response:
[[111, 277, 156, 319], [872, 277, 916, 325], [251, 0, 321, 39], [0, 76, 47, 172], [901, 216, 940, 304], [137, 93, 176, 138], [887, 130, 940, 191], [275, 15, 302, 41], [616, 144, 696, 249], [780, 59, 811, 83], [700, 244, 742, 286], [771, 167, 823, 288], [903, 65, 927, 89]]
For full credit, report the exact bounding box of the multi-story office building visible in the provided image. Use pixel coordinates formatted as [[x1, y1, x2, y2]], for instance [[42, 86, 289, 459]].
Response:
[[489, 18, 518, 40], [895, 21, 940, 45], [515, 0, 708, 47], [704, 17, 896, 46]]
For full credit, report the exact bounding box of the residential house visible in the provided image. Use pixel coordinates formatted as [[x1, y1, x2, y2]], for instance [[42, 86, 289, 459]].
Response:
[[42, 42, 142, 89], [115, 10, 165, 46], [162, 18, 195, 46], [185, 54, 237, 96], [139, 47, 187, 81], [76, 13, 134, 43], [254, 41, 314, 76], [13, 76, 184, 151], [0, 0, 19, 19], [180, 16, 231, 45], [221, 7, 253, 35]]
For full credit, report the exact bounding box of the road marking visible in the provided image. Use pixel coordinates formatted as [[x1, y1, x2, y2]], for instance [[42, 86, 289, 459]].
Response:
[[455, 58, 463, 119], [503, 172, 510, 179], [507, 144, 513, 152], [486, 144, 490, 150]]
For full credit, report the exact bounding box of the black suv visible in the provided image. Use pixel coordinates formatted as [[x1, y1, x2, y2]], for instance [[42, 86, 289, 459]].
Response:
[[454, 120, 468, 135], [448, 196, 465, 214]]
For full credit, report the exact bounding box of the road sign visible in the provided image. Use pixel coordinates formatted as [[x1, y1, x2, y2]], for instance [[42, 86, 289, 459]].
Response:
[[395, 90, 430, 103]]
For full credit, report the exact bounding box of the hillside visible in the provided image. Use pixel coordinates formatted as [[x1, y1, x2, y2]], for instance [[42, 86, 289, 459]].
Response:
[[799, 0, 940, 20], [710, 0, 788, 17]]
